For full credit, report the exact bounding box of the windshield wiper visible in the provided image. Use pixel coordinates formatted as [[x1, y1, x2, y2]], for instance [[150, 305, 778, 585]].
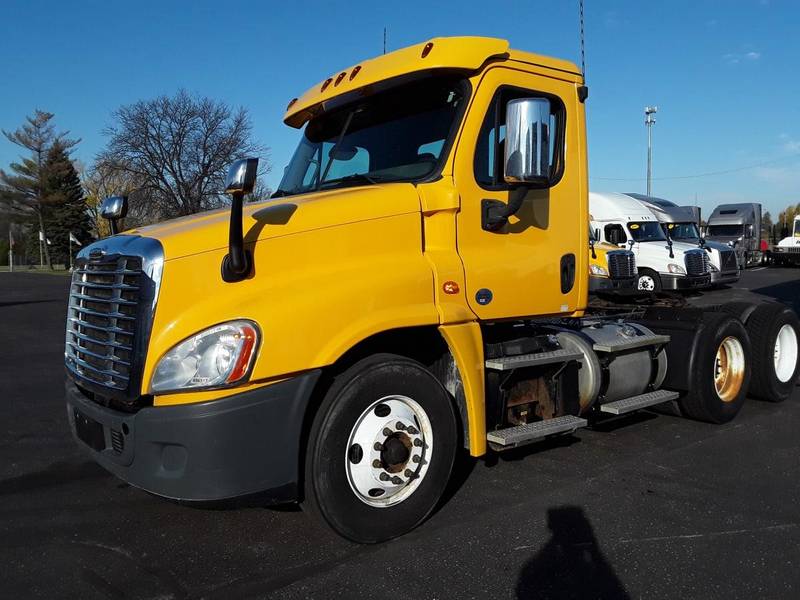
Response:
[[319, 172, 388, 188]]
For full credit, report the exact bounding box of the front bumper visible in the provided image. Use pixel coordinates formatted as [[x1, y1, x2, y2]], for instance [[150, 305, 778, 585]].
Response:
[[66, 370, 321, 502], [589, 276, 638, 294], [660, 273, 711, 290], [710, 270, 740, 285]]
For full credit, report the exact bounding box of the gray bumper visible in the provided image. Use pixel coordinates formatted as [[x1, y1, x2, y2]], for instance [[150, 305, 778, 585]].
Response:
[[589, 276, 637, 294], [710, 270, 740, 285], [66, 370, 321, 502], [660, 273, 711, 290]]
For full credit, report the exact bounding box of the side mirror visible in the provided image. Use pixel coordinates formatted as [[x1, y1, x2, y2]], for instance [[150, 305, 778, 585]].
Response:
[[100, 195, 128, 235], [224, 158, 259, 195], [503, 98, 552, 185], [221, 157, 259, 283]]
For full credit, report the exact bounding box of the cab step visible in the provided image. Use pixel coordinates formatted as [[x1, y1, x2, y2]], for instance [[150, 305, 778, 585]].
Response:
[[592, 333, 670, 353], [485, 349, 584, 371], [599, 389, 680, 415], [487, 414, 587, 449]]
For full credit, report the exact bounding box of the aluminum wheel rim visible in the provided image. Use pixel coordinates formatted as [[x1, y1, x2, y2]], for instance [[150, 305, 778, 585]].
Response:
[[638, 275, 655, 291], [345, 395, 433, 508], [774, 324, 799, 383], [714, 336, 746, 402]]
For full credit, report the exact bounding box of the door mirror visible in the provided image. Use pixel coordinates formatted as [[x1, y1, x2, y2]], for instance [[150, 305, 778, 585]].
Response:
[[100, 196, 128, 235], [503, 98, 552, 185], [224, 158, 259, 195]]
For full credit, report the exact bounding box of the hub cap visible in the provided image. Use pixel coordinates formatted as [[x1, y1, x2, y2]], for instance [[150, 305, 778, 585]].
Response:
[[345, 395, 433, 508], [637, 275, 655, 291], [774, 324, 799, 383], [714, 336, 746, 402]]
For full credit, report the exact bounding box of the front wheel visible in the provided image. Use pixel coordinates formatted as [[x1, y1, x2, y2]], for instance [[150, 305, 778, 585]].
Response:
[[303, 354, 457, 543], [636, 268, 662, 293]]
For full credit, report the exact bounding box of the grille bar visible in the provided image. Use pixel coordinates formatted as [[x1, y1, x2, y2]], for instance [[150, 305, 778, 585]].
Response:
[[65, 341, 131, 366]]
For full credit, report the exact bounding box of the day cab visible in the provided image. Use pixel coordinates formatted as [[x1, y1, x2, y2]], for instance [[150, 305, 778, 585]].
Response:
[[65, 37, 800, 543]]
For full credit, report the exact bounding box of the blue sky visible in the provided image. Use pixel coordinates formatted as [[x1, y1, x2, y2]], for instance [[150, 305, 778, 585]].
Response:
[[1, 0, 798, 219]]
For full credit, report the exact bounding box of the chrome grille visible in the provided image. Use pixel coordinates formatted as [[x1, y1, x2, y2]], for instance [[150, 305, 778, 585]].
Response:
[[66, 257, 142, 390], [607, 250, 636, 279], [781, 247, 800, 254], [64, 236, 163, 408], [719, 249, 738, 271], [685, 249, 710, 276]]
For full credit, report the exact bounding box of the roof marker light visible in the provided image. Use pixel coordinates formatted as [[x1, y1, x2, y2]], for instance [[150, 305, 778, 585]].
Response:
[[321, 77, 333, 92], [334, 71, 347, 86], [421, 42, 434, 58], [349, 65, 361, 80], [286, 98, 298, 110]]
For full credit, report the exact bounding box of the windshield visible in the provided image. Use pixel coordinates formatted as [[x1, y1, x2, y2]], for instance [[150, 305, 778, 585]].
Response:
[[664, 222, 700, 241], [627, 221, 666, 242], [274, 76, 466, 197], [708, 224, 744, 237]]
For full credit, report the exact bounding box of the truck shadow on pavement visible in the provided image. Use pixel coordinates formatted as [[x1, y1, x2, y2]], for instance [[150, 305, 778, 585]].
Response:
[[516, 506, 630, 600], [750, 280, 800, 311]]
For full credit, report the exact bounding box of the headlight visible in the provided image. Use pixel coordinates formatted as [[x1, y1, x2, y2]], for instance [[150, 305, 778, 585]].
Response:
[[151, 320, 259, 393], [667, 263, 686, 274], [590, 264, 609, 276], [709, 263, 719, 272]]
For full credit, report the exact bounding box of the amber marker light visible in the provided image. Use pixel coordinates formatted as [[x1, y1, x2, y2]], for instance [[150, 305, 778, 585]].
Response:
[[227, 322, 259, 384], [443, 281, 460, 294]]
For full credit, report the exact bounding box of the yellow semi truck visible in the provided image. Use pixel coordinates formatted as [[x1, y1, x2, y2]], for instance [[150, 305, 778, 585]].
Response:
[[65, 37, 800, 543]]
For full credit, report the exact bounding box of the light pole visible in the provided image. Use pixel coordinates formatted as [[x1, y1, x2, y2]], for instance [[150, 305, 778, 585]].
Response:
[[645, 106, 657, 196]]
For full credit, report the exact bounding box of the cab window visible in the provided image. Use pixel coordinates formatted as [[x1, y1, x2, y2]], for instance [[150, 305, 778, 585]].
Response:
[[604, 224, 627, 245]]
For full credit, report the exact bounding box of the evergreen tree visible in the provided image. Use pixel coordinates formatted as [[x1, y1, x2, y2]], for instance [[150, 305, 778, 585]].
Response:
[[42, 141, 93, 266], [0, 110, 78, 268]]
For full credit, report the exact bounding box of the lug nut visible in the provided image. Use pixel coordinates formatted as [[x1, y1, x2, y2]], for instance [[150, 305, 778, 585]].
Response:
[[413, 439, 424, 447], [395, 421, 407, 431], [382, 427, 393, 436], [372, 459, 382, 468], [373, 442, 383, 451], [406, 426, 419, 435], [379, 472, 391, 481], [391, 476, 403, 485], [404, 469, 418, 479], [412, 455, 421, 463]]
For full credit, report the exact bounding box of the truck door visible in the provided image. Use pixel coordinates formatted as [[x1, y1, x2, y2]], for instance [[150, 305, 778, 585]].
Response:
[[453, 67, 586, 320]]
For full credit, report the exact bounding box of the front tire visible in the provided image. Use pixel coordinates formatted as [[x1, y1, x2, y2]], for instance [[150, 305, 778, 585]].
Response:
[[636, 268, 662, 293], [303, 354, 457, 543]]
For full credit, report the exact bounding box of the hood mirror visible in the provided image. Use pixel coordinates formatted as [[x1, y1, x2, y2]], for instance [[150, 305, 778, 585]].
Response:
[[100, 195, 128, 235], [224, 158, 259, 195], [221, 158, 259, 283]]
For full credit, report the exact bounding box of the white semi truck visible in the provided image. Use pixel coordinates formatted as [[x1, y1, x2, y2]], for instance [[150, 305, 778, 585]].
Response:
[[627, 193, 740, 286], [769, 215, 800, 266], [590, 192, 711, 292]]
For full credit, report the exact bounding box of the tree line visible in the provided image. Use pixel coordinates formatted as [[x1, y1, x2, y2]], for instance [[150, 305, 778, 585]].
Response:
[[0, 91, 267, 269]]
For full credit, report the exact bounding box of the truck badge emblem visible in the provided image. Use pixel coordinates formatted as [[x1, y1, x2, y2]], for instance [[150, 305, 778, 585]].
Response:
[[475, 288, 493, 305]]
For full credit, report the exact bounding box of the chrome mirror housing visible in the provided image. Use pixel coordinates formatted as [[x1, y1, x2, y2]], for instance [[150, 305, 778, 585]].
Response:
[[503, 98, 552, 185], [100, 196, 128, 235], [224, 158, 259, 195]]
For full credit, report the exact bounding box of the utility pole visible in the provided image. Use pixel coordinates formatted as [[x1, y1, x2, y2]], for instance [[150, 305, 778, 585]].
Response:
[[8, 226, 13, 273], [383, 27, 387, 54], [645, 106, 657, 196]]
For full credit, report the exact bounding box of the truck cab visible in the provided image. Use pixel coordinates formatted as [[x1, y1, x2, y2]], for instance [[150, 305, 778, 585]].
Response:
[[589, 192, 711, 292], [770, 215, 800, 265], [705, 203, 763, 268], [627, 193, 740, 286], [588, 226, 638, 294], [64, 37, 800, 543]]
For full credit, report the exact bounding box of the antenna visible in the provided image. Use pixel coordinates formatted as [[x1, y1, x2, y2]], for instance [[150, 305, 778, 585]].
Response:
[[579, 0, 586, 79], [383, 27, 387, 54]]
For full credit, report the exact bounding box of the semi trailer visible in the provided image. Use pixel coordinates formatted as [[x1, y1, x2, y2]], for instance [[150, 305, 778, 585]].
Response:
[[628, 193, 740, 286], [65, 37, 800, 543], [705, 203, 764, 268], [589, 192, 712, 292]]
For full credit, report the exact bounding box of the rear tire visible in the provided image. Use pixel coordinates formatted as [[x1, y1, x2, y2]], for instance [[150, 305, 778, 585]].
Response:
[[636, 268, 662, 293], [744, 303, 800, 402], [679, 312, 751, 423], [303, 354, 457, 543]]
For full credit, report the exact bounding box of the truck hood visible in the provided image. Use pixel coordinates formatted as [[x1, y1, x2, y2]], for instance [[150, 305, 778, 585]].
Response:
[[127, 184, 420, 260], [631, 240, 702, 269], [777, 236, 800, 247]]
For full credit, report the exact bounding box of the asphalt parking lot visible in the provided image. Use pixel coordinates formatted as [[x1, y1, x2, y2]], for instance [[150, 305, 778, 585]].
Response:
[[1, 268, 799, 599]]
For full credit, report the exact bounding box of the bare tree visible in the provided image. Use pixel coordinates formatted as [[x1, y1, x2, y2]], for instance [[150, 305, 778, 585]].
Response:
[[97, 90, 268, 223], [0, 110, 79, 268]]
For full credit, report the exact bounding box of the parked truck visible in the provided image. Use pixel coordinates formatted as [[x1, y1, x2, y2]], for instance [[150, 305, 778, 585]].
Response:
[[65, 37, 800, 543], [705, 203, 763, 268], [589, 192, 712, 292], [768, 215, 800, 266], [588, 226, 638, 295], [627, 193, 740, 286]]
